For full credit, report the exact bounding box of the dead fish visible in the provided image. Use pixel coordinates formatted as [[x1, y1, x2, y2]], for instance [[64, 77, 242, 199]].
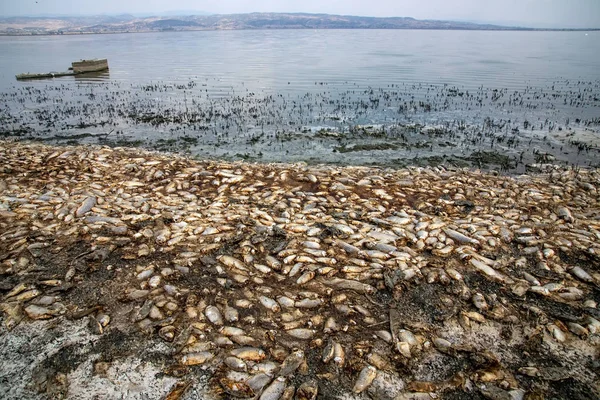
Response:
[[136, 269, 154, 280], [252, 361, 279, 376], [224, 356, 248, 372], [433, 338, 453, 353], [0, 302, 24, 330], [443, 228, 479, 246], [4, 283, 29, 299], [231, 335, 258, 346], [220, 326, 246, 336], [132, 300, 153, 322], [97, 313, 110, 327], [127, 290, 149, 301], [231, 347, 267, 361], [335, 240, 361, 254], [432, 246, 453, 257], [397, 329, 418, 346], [472, 293, 488, 311], [286, 329, 315, 339], [303, 248, 327, 257], [566, 322, 589, 337], [219, 378, 255, 398], [180, 352, 214, 366], [65, 266, 76, 282], [547, 324, 566, 342], [323, 316, 338, 333], [254, 264, 273, 274], [353, 365, 377, 394], [333, 223, 355, 235], [182, 341, 213, 354], [587, 316, 600, 334], [277, 296, 296, 308], [529, 286, 550, 296], [205, 305, 224, 325], [396, 342, 411, 358], [265, 256, 282, 271], [323, 278, 376, 294], [164, 380, 192, 400], [522, 272, 540, 286], [295, 380, 318, 400], [557, 206, 574, 222], [570, 266, 593, 283], [259, 376, 286, 400], [247, 373, 272, 393], [280, 350, 305, 376], [518, 367, 540, 377], [470, 259, 513, 284], [477, 383, 512, 400], [366, 353, 392, 371], [259, 295, 281, 312], [296, 271, 315, 285], [303, 240, 321, 249], [407, 381, 438, 393], [24, 304, 55, 319], [76, 196, 97, 217], [294, 298, 322, 309], [218, 255, 247, 270], [322, 339, 335, 363], [280, 386, 295, 400], [333, 342, 345, 367], [224, 304, 239, 322], [13, 289, 41, 302], [372, 330, 392, 343], [464, 311, 486, 323]]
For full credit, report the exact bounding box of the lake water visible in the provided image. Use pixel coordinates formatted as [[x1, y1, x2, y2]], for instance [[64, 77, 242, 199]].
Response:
[[1, 30, 599, 171], [1, 30, 599, 91]]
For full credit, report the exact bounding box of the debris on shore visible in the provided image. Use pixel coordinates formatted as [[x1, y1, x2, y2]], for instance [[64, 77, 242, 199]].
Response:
[[0, 140, 599, 399]]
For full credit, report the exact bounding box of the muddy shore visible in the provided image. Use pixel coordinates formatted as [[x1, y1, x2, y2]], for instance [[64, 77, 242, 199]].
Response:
[[0, 140, 599, 399], [2, 79, 599, 174]]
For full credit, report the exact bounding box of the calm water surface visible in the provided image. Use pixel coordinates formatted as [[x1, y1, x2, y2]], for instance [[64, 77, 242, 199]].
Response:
[[1, 30, 599, 92], [0, 30, 599, 171]]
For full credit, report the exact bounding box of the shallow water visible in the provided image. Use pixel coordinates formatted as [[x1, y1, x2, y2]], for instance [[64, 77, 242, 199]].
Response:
[[1, 30, 599, 171]]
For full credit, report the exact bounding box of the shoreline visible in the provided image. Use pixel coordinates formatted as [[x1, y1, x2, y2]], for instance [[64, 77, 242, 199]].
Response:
[[3, 73, 598, 176], [6, 123, 600, 176], [1, 11, 599, 38], [1, 28, 600, 37], [1, 140, 599, 399]]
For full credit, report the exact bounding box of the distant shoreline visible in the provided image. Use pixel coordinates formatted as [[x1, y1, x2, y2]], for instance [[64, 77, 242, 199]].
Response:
[[1, 12, 598, 36], [1, 27, 599, 37]]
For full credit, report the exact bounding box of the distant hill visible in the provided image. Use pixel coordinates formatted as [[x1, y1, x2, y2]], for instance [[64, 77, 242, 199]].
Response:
[[0, 12, 591, 35]]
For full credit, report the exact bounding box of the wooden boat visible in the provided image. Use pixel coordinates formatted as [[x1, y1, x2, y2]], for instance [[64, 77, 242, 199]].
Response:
[[71, 59, 109, 73], [16, 59, 109, 80]]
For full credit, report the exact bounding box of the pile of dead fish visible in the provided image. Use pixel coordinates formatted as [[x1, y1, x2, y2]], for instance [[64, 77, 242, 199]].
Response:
[[0, 140, 599, 399]]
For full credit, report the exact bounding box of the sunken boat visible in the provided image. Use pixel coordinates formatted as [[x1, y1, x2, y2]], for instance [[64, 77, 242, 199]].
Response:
[[16, 58, 109, 80], [70, 58, 109, 73]]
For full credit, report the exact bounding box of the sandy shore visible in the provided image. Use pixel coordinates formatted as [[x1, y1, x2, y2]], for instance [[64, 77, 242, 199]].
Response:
[[0, 140, 599, 399]]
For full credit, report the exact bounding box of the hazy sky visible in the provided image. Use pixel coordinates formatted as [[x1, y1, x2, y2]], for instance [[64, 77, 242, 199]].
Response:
[[1, 0, 599, 28]]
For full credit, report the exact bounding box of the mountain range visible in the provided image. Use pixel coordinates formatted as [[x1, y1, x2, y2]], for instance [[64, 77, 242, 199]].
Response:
[[0, 12, 592, 35]]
